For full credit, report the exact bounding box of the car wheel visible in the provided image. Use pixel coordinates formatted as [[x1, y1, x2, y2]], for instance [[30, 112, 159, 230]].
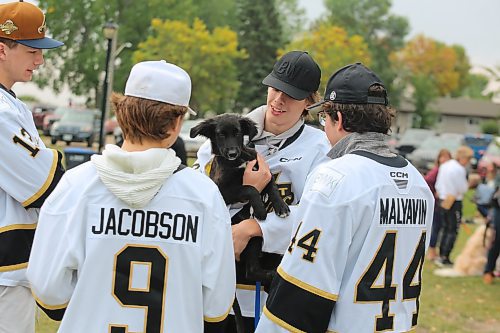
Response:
[[51, 137, 57, 145], [66, 141, 71, 146], [87, 138, 93, 147]]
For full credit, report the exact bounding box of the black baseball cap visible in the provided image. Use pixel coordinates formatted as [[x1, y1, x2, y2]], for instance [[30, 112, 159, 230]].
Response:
[[262, 51, 321, 100], [306, 62, 388, 111]]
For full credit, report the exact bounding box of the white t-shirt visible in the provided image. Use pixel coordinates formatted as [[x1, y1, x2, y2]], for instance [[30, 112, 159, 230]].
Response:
[[256, 151, 435, 333], [27, 163, 235, 332]]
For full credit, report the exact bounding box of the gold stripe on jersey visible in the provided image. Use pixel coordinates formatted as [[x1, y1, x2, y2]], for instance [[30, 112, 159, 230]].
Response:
[[0, 223, 36, 272], [263, 306, 306, 333], [31, 292, 69, 310], [22, 149, 58, 207], [277, 266, 338, 301], [236, 283, 257, 290], [203, 303, 232, 322]]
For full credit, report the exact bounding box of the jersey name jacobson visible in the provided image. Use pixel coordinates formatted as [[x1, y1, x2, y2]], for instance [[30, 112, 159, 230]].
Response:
[[379, 197, 427, 226], [91, 207, 199, 242]]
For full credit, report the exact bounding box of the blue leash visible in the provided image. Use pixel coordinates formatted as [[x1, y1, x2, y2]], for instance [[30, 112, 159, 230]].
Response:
[[254, 281, 261, 328]]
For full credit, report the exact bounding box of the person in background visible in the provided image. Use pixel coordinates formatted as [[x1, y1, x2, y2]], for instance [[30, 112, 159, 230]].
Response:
[[483, 165, 499, 284], [473, 167, 496, 220], [194, 50, 331, 332], [255, 63, 434, 333], [27, 60, 235, 332], [0, 1, 65, 332], [424, 149, 452, 260], [435, 145, 474, 267]]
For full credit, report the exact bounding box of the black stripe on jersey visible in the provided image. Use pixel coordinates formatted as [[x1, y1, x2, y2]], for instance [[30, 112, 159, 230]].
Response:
[[24, 150, 65, 209], [0, 224, 36, 271], [204, 306, 231, 333], [265, 268, 336, 333], [350, 150, 408, 168], [204, 319, 228, 333], [36, 301, 66, 321]]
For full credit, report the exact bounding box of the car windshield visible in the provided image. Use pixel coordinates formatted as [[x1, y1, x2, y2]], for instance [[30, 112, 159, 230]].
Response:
[[60, 111, 94, 123], [463, 136, 492, 147]]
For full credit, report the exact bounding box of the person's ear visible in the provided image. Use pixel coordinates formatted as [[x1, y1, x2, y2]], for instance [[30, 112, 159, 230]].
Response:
[[0, 43, 8, 60], [335, 111, 343, 131]]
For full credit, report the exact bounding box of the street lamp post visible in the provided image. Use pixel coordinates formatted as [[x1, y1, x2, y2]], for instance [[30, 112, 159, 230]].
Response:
[[98, 21, 118, 152]]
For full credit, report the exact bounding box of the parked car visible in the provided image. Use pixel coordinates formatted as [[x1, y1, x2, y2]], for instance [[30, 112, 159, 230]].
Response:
[[406, 133, 464, 174], [31, 104, 55, 129], [462, 133, 493, 168], [395, 128, 435, 158], [179, 119, 206, 156], [477, 137, 500, 179], [42, 107, 74, 135], [50, 110, 98, 147], [104, 115, 119, 134]]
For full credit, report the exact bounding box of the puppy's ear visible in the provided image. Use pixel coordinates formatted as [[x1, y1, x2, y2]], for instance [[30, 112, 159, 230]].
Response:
[[240, 118, 258, 140], [190, 119, 215, 139]]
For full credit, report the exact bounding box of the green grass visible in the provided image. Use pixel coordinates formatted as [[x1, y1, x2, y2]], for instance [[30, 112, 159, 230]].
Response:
[[35, 192, 500, 332]]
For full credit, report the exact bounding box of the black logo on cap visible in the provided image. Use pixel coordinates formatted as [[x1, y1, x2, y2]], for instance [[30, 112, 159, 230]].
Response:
[[276, 61, 308, 80]]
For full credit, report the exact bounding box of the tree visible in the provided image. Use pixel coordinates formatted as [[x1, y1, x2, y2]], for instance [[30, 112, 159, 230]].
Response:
[[133, 18, 246, 116], [235, 0, 284, 111], [37, 0, 195, 106], [323, 0, 409, 106], [191, 0, 238, 30], [460, 73, 493, 100], [276, 0, 307, 41], [481, 120, 499, 135], [280, 24, 371, 93], [392, 35, 468, 128]]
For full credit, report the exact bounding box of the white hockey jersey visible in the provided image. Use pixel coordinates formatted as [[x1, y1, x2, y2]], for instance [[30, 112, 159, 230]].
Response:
[[0, 88, 63, 287], [194, 115, 331, 317], [27, 162, 235, 332], [256, 151, 435, 333]]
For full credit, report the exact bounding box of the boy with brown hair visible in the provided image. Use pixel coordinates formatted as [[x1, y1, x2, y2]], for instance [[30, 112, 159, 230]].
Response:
[[27, 60, 236, 332], [0, 1, 64, 332]]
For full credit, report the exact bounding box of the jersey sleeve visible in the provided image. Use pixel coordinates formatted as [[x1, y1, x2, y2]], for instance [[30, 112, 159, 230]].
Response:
[[257, 205, 299, 254], [202, 191, 236, 329], [0, 111, 64, 208], [258, 167, 350, 333], [27, 176, 82, 320], [192, 139, 212, 174]]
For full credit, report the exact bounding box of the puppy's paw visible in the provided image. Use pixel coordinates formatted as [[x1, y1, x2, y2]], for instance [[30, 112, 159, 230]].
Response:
[[253, 207, 268, 220], [274, 203, 290, 218]]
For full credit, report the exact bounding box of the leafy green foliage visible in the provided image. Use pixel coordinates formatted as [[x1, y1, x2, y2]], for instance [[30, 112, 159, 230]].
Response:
[[281, 24, 371, 93], [322, 0, 409, 106], [37, 0, 195, 106], [133, 19, 246, 116], [235, 0, 284, 111], [481, 120, 499, 135]]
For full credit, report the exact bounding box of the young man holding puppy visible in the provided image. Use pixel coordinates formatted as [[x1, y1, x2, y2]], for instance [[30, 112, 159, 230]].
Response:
[[27, 60, 235, 332]]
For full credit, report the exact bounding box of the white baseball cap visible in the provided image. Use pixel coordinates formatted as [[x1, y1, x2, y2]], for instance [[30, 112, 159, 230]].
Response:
[[125, 60, 196, 115]]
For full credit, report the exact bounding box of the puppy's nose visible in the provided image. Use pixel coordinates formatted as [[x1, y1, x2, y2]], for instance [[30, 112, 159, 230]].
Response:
[[225, 148, 240, 160]]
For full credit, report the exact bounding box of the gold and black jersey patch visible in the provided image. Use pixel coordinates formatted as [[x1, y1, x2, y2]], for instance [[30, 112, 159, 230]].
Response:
[[265, 268, 336, 333], [0, 224, 36, 272]]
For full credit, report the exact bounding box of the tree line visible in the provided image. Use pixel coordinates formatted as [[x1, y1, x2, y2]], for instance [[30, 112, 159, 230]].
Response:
[[36, 0, 497, 130]]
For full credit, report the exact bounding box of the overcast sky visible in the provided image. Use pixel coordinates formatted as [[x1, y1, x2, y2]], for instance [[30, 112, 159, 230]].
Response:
[[299, 0, 500, 69]]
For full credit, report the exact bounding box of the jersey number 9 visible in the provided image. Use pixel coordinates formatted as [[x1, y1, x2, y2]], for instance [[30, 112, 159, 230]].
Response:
[[110, 245, 168, 333]]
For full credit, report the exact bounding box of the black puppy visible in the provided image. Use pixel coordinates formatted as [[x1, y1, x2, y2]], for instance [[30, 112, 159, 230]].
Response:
[[190, 113, 290, 282]]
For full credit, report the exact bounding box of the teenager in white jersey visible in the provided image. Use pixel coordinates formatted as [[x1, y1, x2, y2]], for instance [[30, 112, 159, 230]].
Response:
[[256, 63, 435, 333], [27, 61, 236, 333], [194, 50, 331, 332], [0, 2, 64, 332]]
